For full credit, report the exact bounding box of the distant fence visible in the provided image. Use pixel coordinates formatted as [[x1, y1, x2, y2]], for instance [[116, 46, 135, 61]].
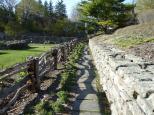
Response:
[[22, 35, 77, 44], [0, 39, 78, 114]]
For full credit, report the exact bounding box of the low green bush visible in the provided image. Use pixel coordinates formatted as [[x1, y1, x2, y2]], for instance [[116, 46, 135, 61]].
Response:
[[6, 40, 29, 50], [0, 41, 6, 49]]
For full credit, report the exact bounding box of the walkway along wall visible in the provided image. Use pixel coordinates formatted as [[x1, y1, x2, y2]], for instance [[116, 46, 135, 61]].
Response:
[[89, 39, 154, 115]]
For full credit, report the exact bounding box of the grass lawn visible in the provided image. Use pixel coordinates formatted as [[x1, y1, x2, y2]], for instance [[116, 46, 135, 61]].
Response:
[[0, 44, 54, 69]]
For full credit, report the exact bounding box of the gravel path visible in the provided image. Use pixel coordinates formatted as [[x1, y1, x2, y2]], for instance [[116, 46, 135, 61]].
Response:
[[71, 47, 103, 115]]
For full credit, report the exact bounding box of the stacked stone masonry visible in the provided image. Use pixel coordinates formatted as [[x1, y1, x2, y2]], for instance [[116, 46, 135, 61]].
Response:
[[89, 39, 154, 115]]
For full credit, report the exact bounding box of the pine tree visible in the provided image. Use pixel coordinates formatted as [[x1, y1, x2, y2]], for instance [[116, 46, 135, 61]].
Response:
[[48, 0, 53, 17], [78, 0, 134, 31], [38, 0, 42, 6], [44, 0, 49, 16], [55, 0, 67, 19]]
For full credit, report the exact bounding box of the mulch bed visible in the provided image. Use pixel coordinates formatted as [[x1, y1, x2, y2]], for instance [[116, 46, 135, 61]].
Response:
[[127, 43, 154, 62]]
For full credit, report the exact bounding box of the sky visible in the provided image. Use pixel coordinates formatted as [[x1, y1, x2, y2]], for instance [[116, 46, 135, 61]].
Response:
[[41, 0, 133, 18], [41, 0, 82, 18]]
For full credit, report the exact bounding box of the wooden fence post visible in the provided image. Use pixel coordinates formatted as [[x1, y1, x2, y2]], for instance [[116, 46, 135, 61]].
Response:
[[52, 48, 58, 70], [61, 46, 66, 62], [68, 43, 71, 54], [33, 57, 40, 92], [27, 57, 40, 92], [70, 41, 74, 52], [65, 43, 69, 58]]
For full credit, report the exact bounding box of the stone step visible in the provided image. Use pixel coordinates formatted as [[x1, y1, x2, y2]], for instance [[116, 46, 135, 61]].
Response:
[[70, 86, 97, 94], [72, 100, 101, 112], [77, 77, 96, 84], [71, 111, 102, 115], [76, 93, 98, 100]]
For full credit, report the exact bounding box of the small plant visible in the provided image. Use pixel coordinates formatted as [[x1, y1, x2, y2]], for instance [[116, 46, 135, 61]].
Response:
[[57, 91, 68, 103], [51, 99, 64, 113], [16, 71, 28, 83], [60, 69, 76, 91], [35, 101, 54, 115]]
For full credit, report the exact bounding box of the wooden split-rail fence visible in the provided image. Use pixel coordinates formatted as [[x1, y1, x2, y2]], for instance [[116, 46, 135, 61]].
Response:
[[0, 39, 78, 114]]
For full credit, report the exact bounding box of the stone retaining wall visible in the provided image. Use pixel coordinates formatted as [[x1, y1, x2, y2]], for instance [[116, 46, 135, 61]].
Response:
[[89, 39, 154, 115]]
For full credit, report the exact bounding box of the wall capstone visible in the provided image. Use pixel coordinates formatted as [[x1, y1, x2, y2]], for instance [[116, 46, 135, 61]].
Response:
[[89, 39, 154, 115]]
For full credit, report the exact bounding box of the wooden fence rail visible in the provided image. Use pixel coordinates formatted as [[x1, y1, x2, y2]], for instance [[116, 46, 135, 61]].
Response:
[[0, 38, 78, 114]]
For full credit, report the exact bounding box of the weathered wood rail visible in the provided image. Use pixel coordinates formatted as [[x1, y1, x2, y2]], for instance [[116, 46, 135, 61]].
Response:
[[0, 39, 78, 114]]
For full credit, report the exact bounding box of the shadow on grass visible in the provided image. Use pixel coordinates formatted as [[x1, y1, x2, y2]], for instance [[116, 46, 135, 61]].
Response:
[[6, 45, 40, 51], [27, 49, 47, 52], [0, 52, 8, 55], [5, 47, 46, 52]]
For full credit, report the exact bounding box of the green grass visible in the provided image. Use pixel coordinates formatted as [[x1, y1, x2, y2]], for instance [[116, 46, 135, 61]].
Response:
[[113, 37, 154, 48], [0, 44, 54, 69]]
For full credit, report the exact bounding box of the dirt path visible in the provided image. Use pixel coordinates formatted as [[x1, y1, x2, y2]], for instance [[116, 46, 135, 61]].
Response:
[[71, 46, 108, 115]]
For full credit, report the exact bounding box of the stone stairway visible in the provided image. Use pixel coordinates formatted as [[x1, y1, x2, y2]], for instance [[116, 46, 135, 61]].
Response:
[[71, 47, 103, 115]]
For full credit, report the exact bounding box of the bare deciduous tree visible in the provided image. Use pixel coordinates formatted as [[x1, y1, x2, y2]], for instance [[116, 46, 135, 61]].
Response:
[[0, 0, 17, 11]]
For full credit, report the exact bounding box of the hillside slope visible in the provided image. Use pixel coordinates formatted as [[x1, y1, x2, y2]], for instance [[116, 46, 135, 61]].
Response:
[[91, 22, 154, 61]]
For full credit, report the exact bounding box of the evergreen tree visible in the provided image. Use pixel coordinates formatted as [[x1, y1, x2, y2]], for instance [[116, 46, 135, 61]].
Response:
[[48, 0, 53, 17], [44, 0, 49, 16], [55, 0, 67, 19], [38, 0, 42, 5], [78, 0, 134, 32]]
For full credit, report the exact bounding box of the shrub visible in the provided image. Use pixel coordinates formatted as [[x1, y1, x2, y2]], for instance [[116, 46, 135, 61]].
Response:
[[0, 41, 6, 49], [6, 40, 29, 50], [5, 21, 23, 37]]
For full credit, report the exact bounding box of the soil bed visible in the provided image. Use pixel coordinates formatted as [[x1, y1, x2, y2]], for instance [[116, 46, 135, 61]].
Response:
[[127, 43, 154, 62]]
